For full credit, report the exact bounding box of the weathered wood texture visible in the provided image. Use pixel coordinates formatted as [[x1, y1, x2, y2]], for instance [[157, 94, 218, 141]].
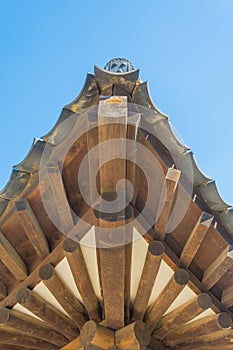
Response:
[[0, 307, 68, 347], [15, 199, 50, 259], [0, 229, 27, 281], [153, 293, 212, 340], [16, 287, 79, 341], [222, 284, 233, 308], [165, 312, 232, 347], [132, 241, 165, 321], [81, 320, 115, 350], [202, 248, 233, 289], [39, 263, 88, 328], [144, 268, 190, 330], [0, 281, 7, 300], [116, 321, 151, 350], [180, 212, 213, 267], [63, 238, 101, 323], [61, 336, 83, 350], [154, 168, 180, 240]]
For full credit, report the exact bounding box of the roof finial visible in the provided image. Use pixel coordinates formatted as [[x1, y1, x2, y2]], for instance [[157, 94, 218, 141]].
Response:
[[104, 58, 135, 73]]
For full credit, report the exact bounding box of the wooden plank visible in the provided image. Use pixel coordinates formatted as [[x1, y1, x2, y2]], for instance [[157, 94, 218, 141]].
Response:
[[0, 307, 68, 347], [80, 320, 115, 350], [16, 287, 79, 341], [221, 284, 233, 308], [132, 241, 165, 321], [0, 281, 7, 300], [154, 168, 180, 240], [0, 230, 27, 281], [15, 199, 50, 259], [116, 321, 151, 350], [0, 328, 59, 349], [144, 268, 190, 330], [63, 238, 101, 322], [165, 312, 232, 347], [180, 212, 213, 267], [153, 293, 212, 340], [61, 337, 83, 350], [39, 263, 88, 328], [46, 161, 74, 234], [202, 248, 233, 289], [175, 328, 233, 350]]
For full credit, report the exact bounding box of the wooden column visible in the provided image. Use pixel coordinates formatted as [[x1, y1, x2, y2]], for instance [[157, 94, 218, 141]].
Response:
[[16, 287, 79, 341], [165, 312, 232, 347], [116, 321, 151, 350], [154, 168, 180, 240], [63, 238, 101, 323], [132, 241, 165, 321], [0, 230, 27, 281], [202, 248, 233, 289], [15, 199, 49, 259], [80, 320, 115, 350], [39, 263, 88, 328], [180, 212, 213, 267], [0, 307, 68, 347], [144, 268, 190, 330], [153, 293, 212, 340]]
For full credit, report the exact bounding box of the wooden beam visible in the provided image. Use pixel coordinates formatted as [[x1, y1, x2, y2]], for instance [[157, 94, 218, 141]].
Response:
[[222, 284, 233, 308], [63, 238, 101, 323], [154, 168, 180, 240], [0, 328, 59, 350], [39, 263, 88, 329], [202, 248, 233, 289], [0, 281, 7, 300], [125, 241, 132, 324], [15, 199, 50, 259], [61, 336, 83, 350], [16, 287, 79, 341], [153, 293, 212, 340], [132, 241, 165, 321], [180, 212, 213, 267], [0, 230, 27, 281], [0, 307, 68, 347], [175, 328, 233, 350], [46, 161, 74, 233], [177, 344, 233, 350], [144, 268, 190, 330], [0, 345, 36, 350], [116, 321, 151, 350], [80, 320, 115, 350], [165, 312, 232, 347]]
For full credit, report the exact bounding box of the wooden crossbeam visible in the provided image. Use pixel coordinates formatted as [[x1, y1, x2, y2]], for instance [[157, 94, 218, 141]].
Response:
[[0, 230, 27, 281], [221, 284, 233, 308], [15, 199, 49, 259], [175, 328, 233, 350], [61, 337, 83, 350], [116, 321, 151, 350], [16, 287, 79, 341], [132, 241, 165, 321], [0, 307, 68, 347], [80, 320, 115, 350], [154, 168, 180, 240], [0, 281, 7, 300], [144, 268, 190, 330], [153, 293, 212, 340], [180, 212, 213, 267], [46, 161, 74, 233], [202, 248, 233, 289], [165, 312, 232, 347], [63, 238, 101, 323], [39, 263, 88, 329], [0, 328, 59, 350]]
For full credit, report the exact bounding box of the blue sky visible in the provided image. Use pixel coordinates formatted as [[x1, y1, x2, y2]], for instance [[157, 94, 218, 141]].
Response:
[[0, 0, 233, 203]]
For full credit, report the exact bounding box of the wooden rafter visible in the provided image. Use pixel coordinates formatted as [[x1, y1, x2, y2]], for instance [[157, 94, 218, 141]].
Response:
[[116, 321, 151, 350], [16, 287, 79, 341], [80, 320, 115, 350], [39, 263, 88, 328]]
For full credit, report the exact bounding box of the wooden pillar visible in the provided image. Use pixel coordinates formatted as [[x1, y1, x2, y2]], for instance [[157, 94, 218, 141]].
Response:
[[132, 241, 165, 321]]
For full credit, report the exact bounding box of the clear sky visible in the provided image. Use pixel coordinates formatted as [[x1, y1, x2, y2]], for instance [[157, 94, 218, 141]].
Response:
[[0, 0, 233, 204]]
